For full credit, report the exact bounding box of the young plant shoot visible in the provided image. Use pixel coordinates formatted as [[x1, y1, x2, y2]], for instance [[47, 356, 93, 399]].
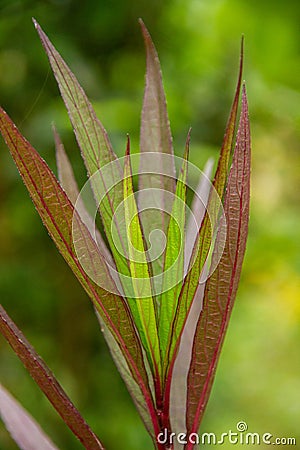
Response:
[[0, 19, 250, 450]]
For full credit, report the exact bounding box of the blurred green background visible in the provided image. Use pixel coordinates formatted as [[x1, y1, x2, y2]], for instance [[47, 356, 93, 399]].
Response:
[[0, 0, 299, 449]]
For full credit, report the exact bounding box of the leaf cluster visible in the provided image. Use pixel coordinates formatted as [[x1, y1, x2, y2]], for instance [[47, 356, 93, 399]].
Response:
[[0, 19, 250, 450]]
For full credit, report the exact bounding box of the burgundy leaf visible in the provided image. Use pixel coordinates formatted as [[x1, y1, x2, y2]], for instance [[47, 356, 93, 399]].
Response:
[[185, 85, 251, 443], [33, 20, 130, 278], [162, 41, 244, 422], [0, 305, 104, 450], [138, 19, 176, 276], [0, 108, 159, 437]]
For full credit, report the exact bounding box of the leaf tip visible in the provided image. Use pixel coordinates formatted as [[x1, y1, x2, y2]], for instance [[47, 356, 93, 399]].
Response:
[[138, 18, 153, 50], [52, 123, 61, 154], [32, 18, 47, 44], [138, 18, 147, 35], [125, 134, 131, 157], [238, 36, 244, 85], [187, 126, 192, 144], [240, 34, 244, 53], [32, 17, 39, 30], [184, 127, 192, 160], [51, 121, 56, 134], [241, 82, 248, 103]]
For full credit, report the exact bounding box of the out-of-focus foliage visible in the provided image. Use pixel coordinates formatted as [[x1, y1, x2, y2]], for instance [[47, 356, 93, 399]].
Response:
[[0, 0, 299, 449]]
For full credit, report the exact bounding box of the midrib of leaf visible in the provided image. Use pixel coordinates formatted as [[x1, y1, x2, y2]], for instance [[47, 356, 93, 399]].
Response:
[[123, 142, 161, 378], [158, 132, 190, 373], [185, 85, 250, 443]]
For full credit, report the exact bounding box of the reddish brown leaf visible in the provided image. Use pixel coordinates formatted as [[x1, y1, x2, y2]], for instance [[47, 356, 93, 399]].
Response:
[[33, 19, 130, 279], [185, 85, 251, 442], [0, 305, 104, 450], [0, 107, 159, 438], [138, 19, 176, 276], [162, 41, 244, 421]]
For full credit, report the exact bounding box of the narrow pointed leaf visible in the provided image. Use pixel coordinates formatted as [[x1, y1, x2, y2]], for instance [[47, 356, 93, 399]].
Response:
[[138, 19, 176, 275], [33, 19, 120, 175], [54, 125, 80, 205], [53, 126, 114, 266], [33, 19, 129, 278], [163, 43, 244, 400], [213, 40, 244, 196], [159, 132, 190, 371], [184, 36, 244, 286], [0, 306, 104, 450], [53, 128, 157, 435], [186, 86, 251, 440], [0, 382, 59, 450], [0, 108, 159, 436], [123, 141, 161, 378]]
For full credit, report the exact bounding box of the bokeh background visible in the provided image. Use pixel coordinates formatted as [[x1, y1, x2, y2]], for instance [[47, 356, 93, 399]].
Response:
[[0, 0, 299, 449]]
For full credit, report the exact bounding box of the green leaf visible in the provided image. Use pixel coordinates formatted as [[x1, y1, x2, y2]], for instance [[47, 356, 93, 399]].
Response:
[[0, 382, 59, 450], [185, 85, 251, 440], [0, 108, 159, 437], [138, 19, 176, 276], [123, 139, 161, 378], [33, 19, 129, 278], [0, 306, 103, 450], [158, 131, 190, 372]]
